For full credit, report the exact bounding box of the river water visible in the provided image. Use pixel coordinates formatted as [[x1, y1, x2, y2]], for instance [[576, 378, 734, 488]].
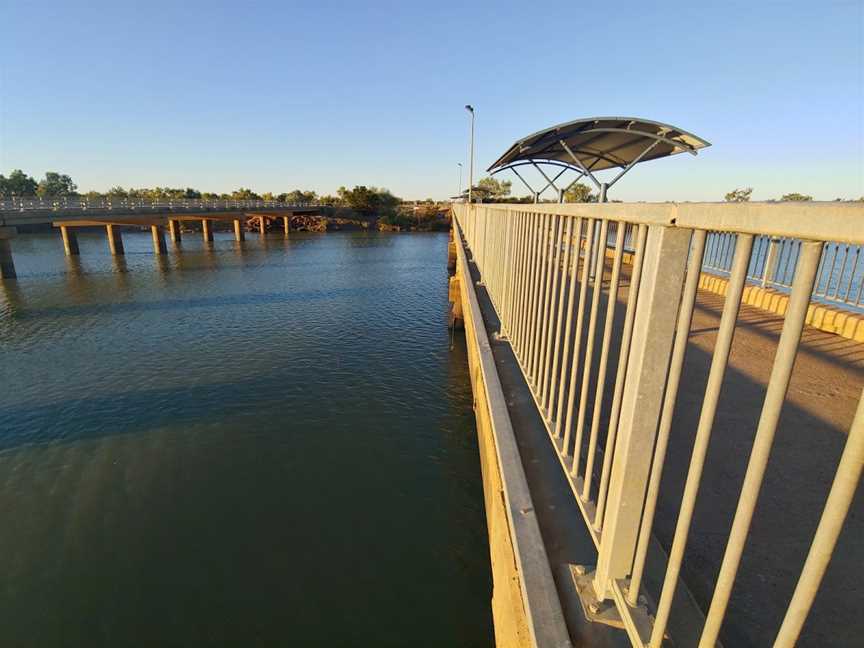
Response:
[[0, 230, 492, 647]]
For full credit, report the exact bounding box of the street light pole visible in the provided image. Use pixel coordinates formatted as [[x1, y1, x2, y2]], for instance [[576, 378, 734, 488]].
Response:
[[465, 105, 474, 205], [457, 162, 463, 200]]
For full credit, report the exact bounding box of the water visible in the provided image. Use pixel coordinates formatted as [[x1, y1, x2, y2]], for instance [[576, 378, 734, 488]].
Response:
[[0, 230, 493, 647]]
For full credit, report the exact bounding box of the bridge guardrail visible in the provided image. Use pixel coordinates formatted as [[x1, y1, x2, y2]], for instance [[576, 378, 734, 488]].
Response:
[[0, 197, 318, 213], [453, 201, 863, 648]]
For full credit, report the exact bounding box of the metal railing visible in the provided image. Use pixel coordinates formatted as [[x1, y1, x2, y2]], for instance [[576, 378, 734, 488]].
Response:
[[703, 232, 864, 310], [452, 201, 863, 648], [0, 196, 318, 213]]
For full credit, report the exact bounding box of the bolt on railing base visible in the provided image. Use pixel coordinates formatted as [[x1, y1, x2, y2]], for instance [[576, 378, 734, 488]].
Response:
[[570, 565, 625, 629]]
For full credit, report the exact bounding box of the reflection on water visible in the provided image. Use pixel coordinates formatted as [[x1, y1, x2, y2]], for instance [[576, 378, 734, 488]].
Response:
[[0, 231, 492, 647]]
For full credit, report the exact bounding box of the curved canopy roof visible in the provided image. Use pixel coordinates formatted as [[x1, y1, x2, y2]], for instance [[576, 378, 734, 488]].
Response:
[[487, 116, 710, 173]]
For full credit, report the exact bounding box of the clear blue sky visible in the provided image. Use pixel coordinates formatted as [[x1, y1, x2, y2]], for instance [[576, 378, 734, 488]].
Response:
[[1, 0, 861, 201]]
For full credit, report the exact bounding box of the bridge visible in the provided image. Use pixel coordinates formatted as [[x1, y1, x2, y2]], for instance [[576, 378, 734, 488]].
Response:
[[0, 198, 324, 278]]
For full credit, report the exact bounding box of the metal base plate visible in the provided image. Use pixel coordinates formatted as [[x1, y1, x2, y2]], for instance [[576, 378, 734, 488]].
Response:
[[569, 565, 625, 629]]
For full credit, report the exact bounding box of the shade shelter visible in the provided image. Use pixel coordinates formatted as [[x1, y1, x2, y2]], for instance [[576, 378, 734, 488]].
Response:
[[487, 116, 710, 202]]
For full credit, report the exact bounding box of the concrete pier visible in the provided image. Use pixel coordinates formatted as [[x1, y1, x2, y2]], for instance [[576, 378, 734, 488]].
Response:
[[258, 216, 266, 236], [106, 224, 124, 255], [233, 219, 245, 241], [202, 219, 213, 242], [60, 225, 80, 256], [0, 228, 16, 279], [150, 225, 167, 255], [168, 219, 182, 244], [282, 216, 290, 236]]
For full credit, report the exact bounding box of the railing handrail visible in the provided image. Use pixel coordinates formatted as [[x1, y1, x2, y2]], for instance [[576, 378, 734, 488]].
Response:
[[450, 201, 864, 244]]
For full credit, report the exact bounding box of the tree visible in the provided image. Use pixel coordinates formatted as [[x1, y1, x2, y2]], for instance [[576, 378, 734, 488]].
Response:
[[231, 187, 261, 200], [564, 182, 596, 203], [725, 187, 752, 202], [0, 169, 38, 197], [780, 192, 813, 201], [107, 186, 128, 197], [476, 176, 511, 199], [36, 172, 77, 198]]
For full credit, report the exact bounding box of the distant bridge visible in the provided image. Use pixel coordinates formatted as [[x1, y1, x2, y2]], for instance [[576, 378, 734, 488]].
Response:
[[0, 198, 326, 278]]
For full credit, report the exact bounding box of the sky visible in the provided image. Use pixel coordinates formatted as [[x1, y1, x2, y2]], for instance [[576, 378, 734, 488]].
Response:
[[1, 0, 862, 202]]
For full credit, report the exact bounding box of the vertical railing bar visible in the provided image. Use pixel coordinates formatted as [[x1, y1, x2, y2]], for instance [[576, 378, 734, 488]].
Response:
[[554, 217, 585, 439], [824, 243, 841, 299], [594, 224, 648, 529], [698, 240, 823, 648], [535, 214, 555, 384], [524, 213, 543, 372], [773, 389, 864, 648], [582, 222, 627, 501], [830, 244, 848, 300], [547, 216, 575, 418], [530, 214, 552, 385], [515, 212, 531, 357], [504, 212, 516, 332], [813, 242, 828, 297], [541, 215, 566, 411], [842, 246, 860, 302], [626, 229, 707, 606], [649, 233, 755, 648], [561, 218, 596, 457], [571, 219, 610, 477]]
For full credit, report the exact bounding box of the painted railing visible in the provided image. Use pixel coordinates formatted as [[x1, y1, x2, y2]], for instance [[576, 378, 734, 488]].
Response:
[[452, 201, 863, 648]]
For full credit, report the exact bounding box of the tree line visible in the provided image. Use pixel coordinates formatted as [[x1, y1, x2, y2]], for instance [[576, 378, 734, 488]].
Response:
[[0, 169, 406, 215]]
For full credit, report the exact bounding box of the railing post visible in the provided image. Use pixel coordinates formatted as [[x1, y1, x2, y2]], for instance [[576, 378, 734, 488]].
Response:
[[592, 223, 692, 600]]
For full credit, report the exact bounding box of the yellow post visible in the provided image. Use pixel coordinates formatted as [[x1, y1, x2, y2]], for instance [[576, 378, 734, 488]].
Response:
[[150, 225, 167, 255], [106, 224, 124, 255], [168, 219, 182, 244], [233, 219, 245, 241], [202, 219, 213, 242], [60, 225, 80, 255], [258, 216, 267, 235], [282, 216, 290, 236]]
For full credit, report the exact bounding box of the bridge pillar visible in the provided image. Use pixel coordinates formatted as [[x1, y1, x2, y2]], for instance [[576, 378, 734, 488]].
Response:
[[168, 219, 182, 244], [233, 219, 245, 241], [202, 219, 213, 242], [150, 225, 167, 255], [60, 225, 80, 256], [282, 216, 290, 236], [106, 224, 124, 255], [448, 274, 464, 329], [0, 227, 16, 279], [258, 216, 267, 236]]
